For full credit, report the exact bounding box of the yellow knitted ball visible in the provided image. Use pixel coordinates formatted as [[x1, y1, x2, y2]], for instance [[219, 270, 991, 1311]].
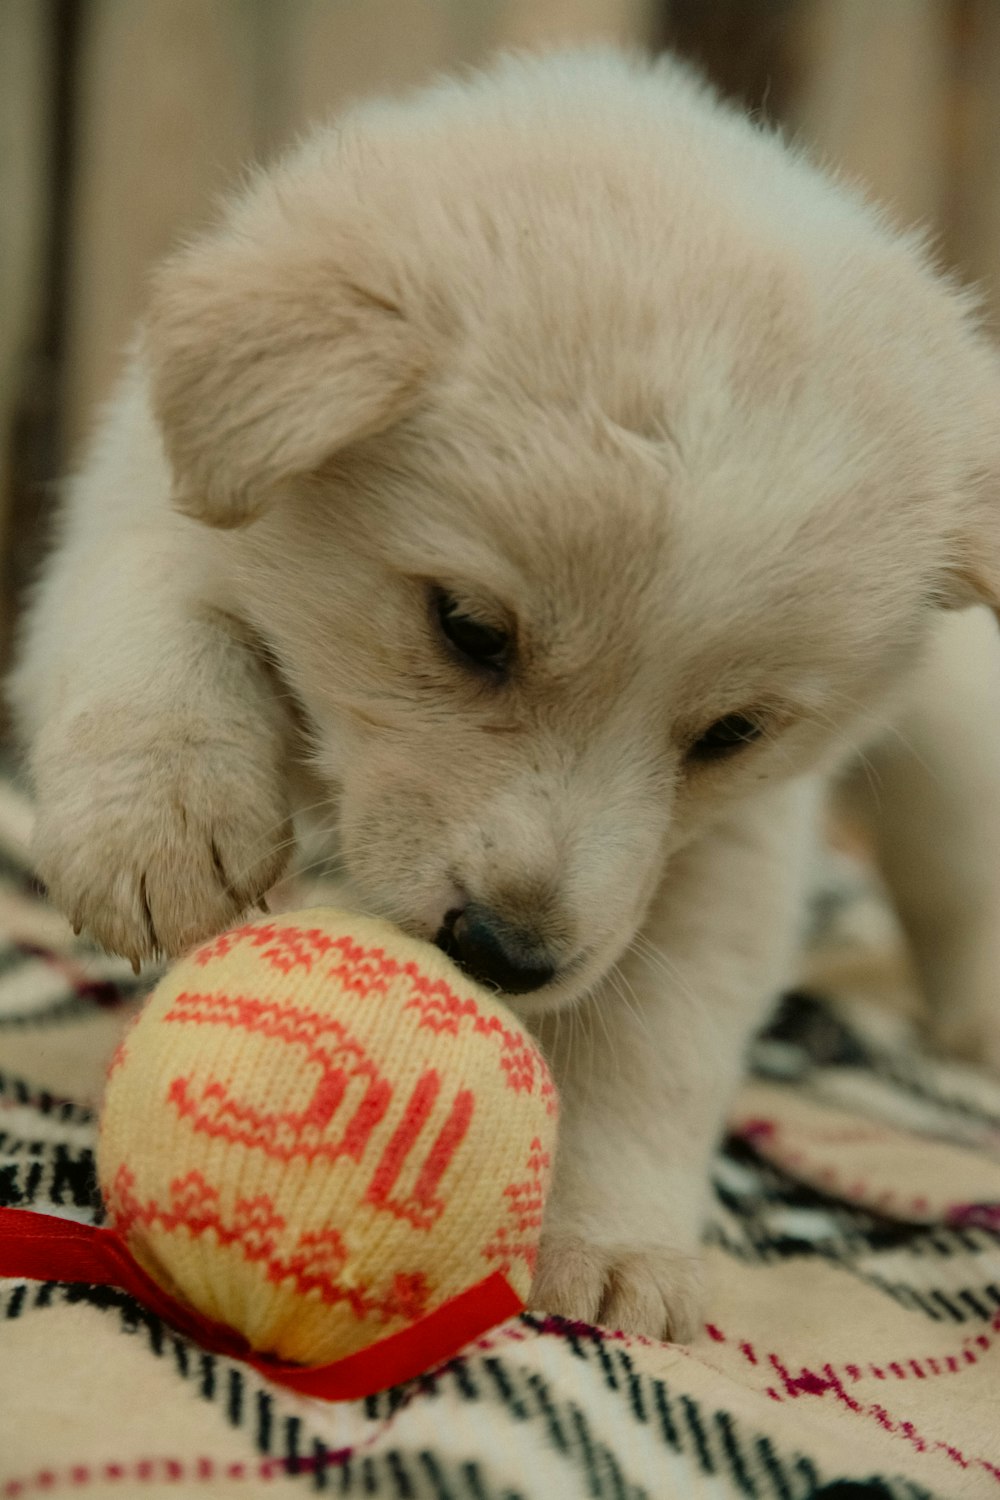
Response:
[[98, 909, 556, 1368]]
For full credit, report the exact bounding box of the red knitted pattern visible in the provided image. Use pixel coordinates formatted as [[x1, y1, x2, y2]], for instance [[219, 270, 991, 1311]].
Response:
[[188, 923, 554, 1108], [107, 1165, 431, 1323], [482, 1135, 552, 1276]]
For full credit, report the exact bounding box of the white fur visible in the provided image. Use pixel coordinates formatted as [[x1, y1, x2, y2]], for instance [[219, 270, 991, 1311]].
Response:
[[10, 49, 1000, 1339]]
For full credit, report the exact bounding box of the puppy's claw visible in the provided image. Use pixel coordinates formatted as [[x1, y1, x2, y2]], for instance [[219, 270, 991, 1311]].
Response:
[[258, 896, 270, 914], [130, 955, 141, 976]]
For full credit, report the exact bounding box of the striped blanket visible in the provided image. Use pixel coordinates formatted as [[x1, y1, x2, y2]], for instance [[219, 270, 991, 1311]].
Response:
[[1, 769, 999, 1499]]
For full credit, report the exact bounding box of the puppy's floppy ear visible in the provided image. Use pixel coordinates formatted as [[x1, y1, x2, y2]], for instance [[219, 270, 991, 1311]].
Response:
[[145, 222, 431, 527]]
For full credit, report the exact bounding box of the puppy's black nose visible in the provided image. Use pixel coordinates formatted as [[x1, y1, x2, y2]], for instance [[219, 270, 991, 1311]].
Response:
[[435, 904, 556, 995]]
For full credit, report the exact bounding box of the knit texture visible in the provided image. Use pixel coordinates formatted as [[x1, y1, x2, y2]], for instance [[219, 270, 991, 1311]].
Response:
[[97, 909, 557, 1366]]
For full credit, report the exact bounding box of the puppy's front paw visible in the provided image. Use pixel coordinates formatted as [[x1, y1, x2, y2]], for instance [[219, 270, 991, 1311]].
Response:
[[33, 712, 293, 966], [530, 1233, 703, 1342]]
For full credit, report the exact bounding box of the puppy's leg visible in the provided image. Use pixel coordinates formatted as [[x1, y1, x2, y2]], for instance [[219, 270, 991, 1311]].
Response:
[[531, 779, 816, 1340], [8, 371, 293, 966], [846, 607, 1000, 1071]]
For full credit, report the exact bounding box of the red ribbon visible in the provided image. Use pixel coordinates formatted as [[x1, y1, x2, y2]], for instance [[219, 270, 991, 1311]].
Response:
[[0, 1206, 521, 1398]]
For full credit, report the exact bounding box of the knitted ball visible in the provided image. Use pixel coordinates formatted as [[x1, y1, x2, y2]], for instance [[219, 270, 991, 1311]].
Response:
[[98, 910, 556, 1367]]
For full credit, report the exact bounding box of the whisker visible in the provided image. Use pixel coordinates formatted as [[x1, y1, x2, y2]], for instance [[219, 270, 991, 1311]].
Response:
[[589, 973, 620, 1075], [627, 931, 701, 1018], [606, 962, 655, 1051], [613, 961, 658, 1045], [807, 685, 943, 788]]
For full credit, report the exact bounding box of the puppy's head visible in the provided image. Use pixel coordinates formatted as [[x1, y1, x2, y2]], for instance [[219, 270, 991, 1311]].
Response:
[[146, 52, 1000, 1014]]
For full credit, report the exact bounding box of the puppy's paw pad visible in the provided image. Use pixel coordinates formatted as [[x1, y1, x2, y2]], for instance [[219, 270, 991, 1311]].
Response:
[[530, 1234, 703, 1342]]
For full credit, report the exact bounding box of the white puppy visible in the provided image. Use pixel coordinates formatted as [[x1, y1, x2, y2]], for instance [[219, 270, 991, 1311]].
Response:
[[10, 50, 1000, 1341]]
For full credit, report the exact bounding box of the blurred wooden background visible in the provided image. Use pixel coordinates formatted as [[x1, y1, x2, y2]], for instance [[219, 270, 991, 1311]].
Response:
[[3, 0, 1000, 684]]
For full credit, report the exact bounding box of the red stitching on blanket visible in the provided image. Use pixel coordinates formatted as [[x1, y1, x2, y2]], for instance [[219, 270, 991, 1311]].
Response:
[[695, 1312, 1000, 1485], [16, 945, 129, 1012], [734, 1116, 950, 1217], [773, 1358, 1000, 1483], [0, 1449, 364, 1495], [737, 1115, 896, 1148], [706, 1309, 1000, 1388], [948, 1202, 1000, 1229]]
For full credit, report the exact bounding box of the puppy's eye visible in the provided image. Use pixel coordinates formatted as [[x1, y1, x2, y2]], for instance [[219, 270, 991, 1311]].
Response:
[[688, 712, 765, 762], [433, 588, 512, 673]]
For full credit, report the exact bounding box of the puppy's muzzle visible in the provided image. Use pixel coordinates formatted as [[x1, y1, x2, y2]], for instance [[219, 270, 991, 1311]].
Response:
[[435, 903, 557, 995]]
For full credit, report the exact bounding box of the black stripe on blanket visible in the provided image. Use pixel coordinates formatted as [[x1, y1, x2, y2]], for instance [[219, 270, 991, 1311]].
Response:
[[707, 1137, 1000, 1322], [0, 1067, 95, 1123], [0, 1277, 943, 1500]]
